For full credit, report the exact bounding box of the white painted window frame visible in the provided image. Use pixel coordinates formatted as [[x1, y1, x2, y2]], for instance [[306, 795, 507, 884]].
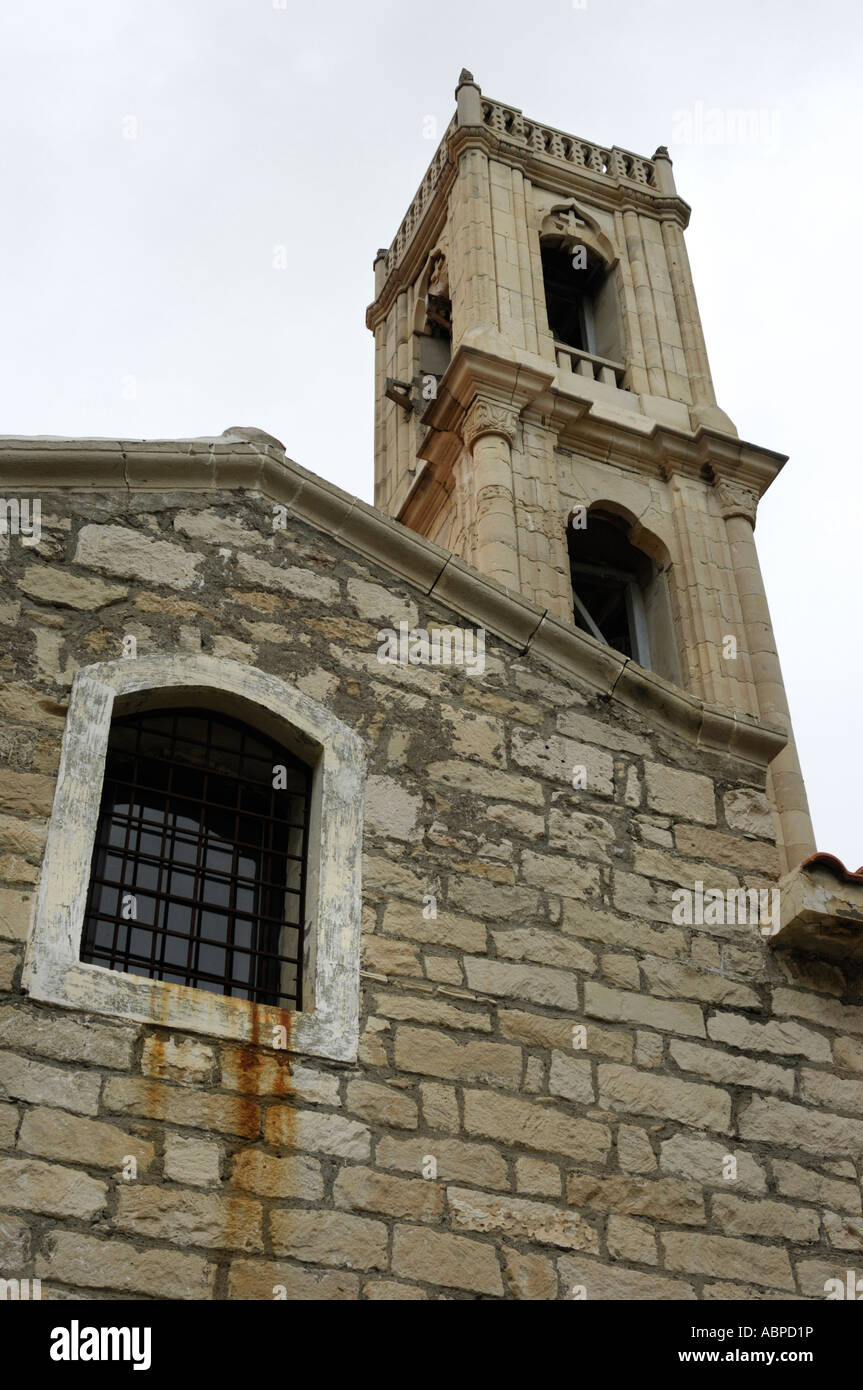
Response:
[[23, 654, 365, 1063]]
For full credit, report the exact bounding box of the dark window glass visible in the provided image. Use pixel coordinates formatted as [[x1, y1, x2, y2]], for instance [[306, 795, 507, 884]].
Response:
[[541, 242, 595, 351], [80, 708, 311, 1009]]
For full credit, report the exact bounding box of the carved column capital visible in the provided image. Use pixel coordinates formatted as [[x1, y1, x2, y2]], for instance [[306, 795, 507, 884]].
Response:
[[463, 397, 519, 451], [716, 479, 759, 524]]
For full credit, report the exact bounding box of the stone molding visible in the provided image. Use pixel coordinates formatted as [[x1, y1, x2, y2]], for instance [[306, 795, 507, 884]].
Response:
[[22, 653, 366, 1061], [0, 434, 787, 768]]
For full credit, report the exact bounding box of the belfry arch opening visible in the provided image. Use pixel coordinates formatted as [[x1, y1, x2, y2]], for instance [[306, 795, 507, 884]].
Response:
[[541, 240, 605, 355], [414, 250, 452, 387], [539, 218, 623, 366], [567, 508, 681, 683]]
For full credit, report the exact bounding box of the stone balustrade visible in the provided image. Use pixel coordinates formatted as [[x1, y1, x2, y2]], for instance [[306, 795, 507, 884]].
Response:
[[481, 99, 656, 187], [554, 342, 627, 387]]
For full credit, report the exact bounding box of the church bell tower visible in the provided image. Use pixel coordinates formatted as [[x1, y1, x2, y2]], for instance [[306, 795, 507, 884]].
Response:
[[366, 71, 815, 874]]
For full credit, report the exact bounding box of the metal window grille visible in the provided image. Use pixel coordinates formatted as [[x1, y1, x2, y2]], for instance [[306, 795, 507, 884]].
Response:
[[79, 707, 311, 1009]]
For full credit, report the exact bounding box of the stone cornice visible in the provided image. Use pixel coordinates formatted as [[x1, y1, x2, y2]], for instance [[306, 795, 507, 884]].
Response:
[[405, 345, 786, 529], [0, 430, 786, 770], [543, 388, 788, 494], [447, 122, 691, 229], [406, 346, 556, 483]]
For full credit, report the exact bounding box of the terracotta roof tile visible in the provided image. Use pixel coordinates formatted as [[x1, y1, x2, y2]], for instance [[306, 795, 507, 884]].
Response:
[[802, 853, 863, 884]]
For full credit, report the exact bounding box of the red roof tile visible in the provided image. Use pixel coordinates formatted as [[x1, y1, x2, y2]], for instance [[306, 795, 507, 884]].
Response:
[[802, 853, 863, 884]]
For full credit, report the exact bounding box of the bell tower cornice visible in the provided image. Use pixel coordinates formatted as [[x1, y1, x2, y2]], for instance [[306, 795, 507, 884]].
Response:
[[400, 340, 786, 542]]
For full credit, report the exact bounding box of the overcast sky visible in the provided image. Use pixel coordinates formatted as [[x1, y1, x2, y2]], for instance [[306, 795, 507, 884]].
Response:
[[1, 0, 860, 865]]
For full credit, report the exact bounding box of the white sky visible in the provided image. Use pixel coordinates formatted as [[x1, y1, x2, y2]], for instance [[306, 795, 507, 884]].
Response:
[[1, 0, 860, 865]]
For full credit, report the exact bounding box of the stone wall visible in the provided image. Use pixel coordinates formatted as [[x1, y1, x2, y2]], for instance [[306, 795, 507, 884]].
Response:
[[0, 486, 859, 1300]]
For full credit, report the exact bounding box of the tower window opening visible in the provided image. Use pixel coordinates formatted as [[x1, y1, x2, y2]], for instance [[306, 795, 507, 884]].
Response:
[[569, 513, 652, 667], [418, 292, 452, 384], [541, 241, 602, 355], [415, 252, 452, 396]]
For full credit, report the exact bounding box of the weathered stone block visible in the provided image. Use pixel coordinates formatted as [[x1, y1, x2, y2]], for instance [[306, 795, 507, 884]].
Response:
[[263, 1108, 371, 1161], [269, 1209, 388, 1271], [598, 1063, 731, 1131], [463, 1089, 610, 1161], [345, 1079, 418, 1130], [228, 1259, 357, 1300], [661, 1231, 794, 1290], [142, 1035, 215, 1084], [566, 1173, 704, 1225], [0, 1157, 106, 1218], [710, 1193, 820, 1243], [707, 1012, 831, 1061], [669, 1039, 794, 1096], [391, 1226, 503, 1295], [659, 1133, 766, 1192], [558, 1253, 694, 1300], [0, 1051, 101, 1115], [644, 763, 715, 823], [230, 1150, 323, 1200], [394, 1027, 522, 1087], [376, 1134, 508, 1189], [104, 1077, 260, 1138], [449, 1186, 599, 1252], [739, 1095, 863, 1155], [502, 1246, 558, 1299], [772, 1160, 861, 1214], [115, 1186, 263, 1252], [548, 1051, 595, 1104], [164, 1134, 222, 1188], [75, 524, 201, 589], [0, 1005, 133, 1068], [463, 957, 581, 1010], [585, 983, 705, 1038], [607, 1214, 658, 1265], [18, 1107, 154, 1173], [37, 1232, 214, 1299], [333, 1165, 443, 1222]]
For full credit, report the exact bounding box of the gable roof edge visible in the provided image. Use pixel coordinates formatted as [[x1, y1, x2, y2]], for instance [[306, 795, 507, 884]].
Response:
[[0, 433, 787, 769]]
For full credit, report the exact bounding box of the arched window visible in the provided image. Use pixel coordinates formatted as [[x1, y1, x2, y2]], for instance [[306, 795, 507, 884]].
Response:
[[538, 205, 624, 372], [26, 654, 365, 1060], [541, 240, 603, 355], [568, 510, 681, 684], [80, 708, 311, 1009]]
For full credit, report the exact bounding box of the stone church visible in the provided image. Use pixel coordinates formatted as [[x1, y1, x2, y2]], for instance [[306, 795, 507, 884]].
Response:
[[1, 72, 862, 1301]]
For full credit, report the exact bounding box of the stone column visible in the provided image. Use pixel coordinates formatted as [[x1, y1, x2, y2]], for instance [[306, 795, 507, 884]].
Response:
[[622, 209, 666, 398], [661, 219, 716, 409], [718, 481, 816, 870], [463, 398, 520, 591], [449, 141, 498, 345], [613, 209, 650, 395], [516, 417, 572, 620], [651, 145, 715, 409]]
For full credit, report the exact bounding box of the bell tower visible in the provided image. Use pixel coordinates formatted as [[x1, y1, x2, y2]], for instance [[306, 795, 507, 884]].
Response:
[[366, 71, 815, 873]]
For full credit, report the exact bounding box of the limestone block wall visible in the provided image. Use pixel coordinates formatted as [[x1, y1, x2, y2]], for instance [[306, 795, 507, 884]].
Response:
[[0, 489, 858, 1300]]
